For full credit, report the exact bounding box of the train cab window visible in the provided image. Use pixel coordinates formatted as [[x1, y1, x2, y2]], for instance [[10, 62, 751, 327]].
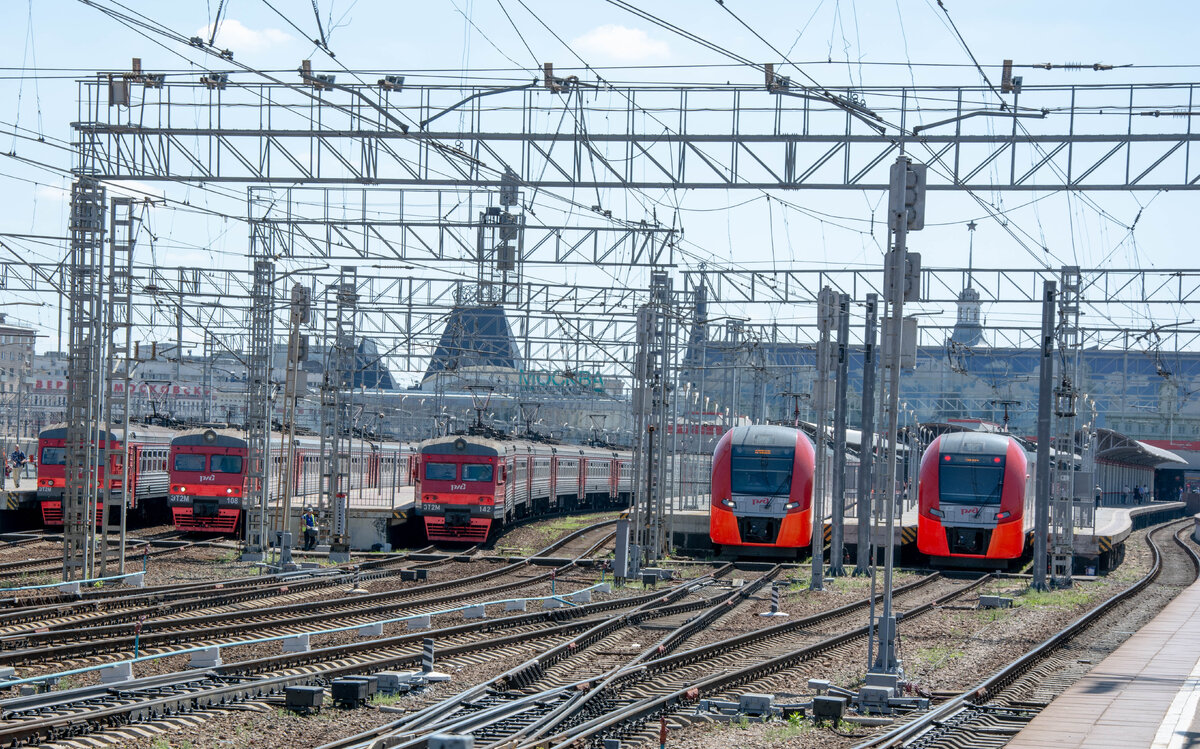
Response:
[[211, 455, 244, 473], [730, 445, 795, 496], [462, 464, 494, 483], [939, 456, 1005, 504], [40, 447, 66, 465], [424, 462, 458, 481], [173, 454, 207, 472]]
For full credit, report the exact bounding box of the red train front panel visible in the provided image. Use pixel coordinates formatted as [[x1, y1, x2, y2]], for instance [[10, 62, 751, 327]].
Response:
[[917, 432, 1029, 561], [168, 430, 247, 533], [710, 424, 815, 550], [417, 437, 503, 542], [36, 425, 118, 526]]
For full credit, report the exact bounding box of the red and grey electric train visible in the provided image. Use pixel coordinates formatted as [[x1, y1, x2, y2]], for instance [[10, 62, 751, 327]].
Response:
[[168, 429, 416, 534], [709, 424, 816, 556], [916, 431, 1035, 565], [414, 435, 634, 542], [36, 424, 174, 526]]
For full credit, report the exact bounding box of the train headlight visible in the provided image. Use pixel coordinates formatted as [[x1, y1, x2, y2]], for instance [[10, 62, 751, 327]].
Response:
[[226, 487, 234, 494], [784, 501, 799, 511], [930, 507, 944, 518], [996, 510, 1011, 520], [720, 498, 735, 508], [179, 486, 187, 493]]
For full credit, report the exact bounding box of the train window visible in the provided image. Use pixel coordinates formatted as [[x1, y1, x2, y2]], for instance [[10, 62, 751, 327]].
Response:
[[173, 454, 207, 472], [212, 455, 244, 473], [463, 464, 494, 483], [730, 445, 795, 496], [40, 446, 66, 465], [424, 462, 457, 481], [939, 461, 1005, 504]]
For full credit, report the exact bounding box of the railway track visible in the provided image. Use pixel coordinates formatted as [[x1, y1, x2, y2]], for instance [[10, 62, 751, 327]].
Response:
[[853, 518, 1200, 749], [317, 569, 983, 749], [0, 521, 619, 674], [0, 529, 711, 746]]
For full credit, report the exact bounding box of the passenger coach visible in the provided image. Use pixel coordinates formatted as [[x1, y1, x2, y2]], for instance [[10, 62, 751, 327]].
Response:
[[168, 428, 248, 533], [917, 431, 1035, 565], [709, 424, 815, 556], [36, 424, 173, 526], [415, 435, 633, 542]]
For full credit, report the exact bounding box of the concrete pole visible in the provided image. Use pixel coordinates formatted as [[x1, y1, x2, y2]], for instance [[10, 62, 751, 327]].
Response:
[[855, 294, 878, 576], [829, 293, 851, 576], [810, 287, 836, 590], [874, 157, 913, 674], [1033, 280, 1057, 592]]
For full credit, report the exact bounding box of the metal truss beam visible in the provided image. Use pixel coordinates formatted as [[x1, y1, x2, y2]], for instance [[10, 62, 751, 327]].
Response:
[[249, 187, 677, 266], [75, 80, 1200, 191]]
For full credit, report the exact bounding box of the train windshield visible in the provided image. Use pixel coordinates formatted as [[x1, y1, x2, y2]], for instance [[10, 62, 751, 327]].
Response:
[[173, 454, 206, 472], [939, 455, 1006, 504], [40, 447, 65, 465], [462, 464, 494, 483], [424, 462, 457, 481], [211, 455, 243, 473], [730, 445, 795, 496]]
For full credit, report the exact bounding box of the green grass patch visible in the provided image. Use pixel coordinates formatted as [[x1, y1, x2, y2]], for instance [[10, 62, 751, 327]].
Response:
[[1017, 585, 1095, 608], [914, 644, 964, 668], [371, 692, 410, 706]]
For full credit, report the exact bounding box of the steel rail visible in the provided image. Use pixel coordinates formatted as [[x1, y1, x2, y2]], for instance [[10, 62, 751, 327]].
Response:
[[853, 518, 1200, 749], [0, 522, 619, 662], [0, 564, 730, 744], [532, 575, 991, 749]]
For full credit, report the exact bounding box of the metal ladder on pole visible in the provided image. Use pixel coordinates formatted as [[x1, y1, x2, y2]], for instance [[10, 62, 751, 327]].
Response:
[[100, 197, 138, 577], [63, 179, 107, 580], [319, 267, 357, 562], [1051, 266, 1082, 586], [241, 255, 275, 562]]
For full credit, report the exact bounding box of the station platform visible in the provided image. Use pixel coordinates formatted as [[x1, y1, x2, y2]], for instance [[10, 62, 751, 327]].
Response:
[[1007, 554, 1200, 749], [268, 486, 415, 551]]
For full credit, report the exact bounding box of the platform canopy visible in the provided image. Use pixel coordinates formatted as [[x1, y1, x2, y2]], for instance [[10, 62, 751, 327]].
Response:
[[1094, 428, 1187, 467]]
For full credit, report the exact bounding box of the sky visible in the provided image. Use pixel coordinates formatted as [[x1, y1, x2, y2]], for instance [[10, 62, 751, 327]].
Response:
[[1, 1, 1198, 381]]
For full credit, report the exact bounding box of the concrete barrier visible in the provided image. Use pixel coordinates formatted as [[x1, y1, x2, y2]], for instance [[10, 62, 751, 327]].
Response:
[[407, 615, 430, 630], [282, 634, 310, 653], [99, 662, 133, 684], [358, 622, 384, 637], [190, 646, 222, 668]]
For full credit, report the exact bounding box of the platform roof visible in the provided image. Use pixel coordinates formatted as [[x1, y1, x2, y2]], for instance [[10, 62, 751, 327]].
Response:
[[1095, 428, 1187, 467]]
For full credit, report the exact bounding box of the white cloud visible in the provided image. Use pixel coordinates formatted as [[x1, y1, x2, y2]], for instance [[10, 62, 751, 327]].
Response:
[[104, 180, 166, 202], [34, 184, 67, 202], [195, 19, 293, 54], [572, 25, 669, 62]]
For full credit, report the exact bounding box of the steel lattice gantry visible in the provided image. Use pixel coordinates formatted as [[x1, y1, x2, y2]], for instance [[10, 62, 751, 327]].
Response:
[[75, 79, 1200, 191], [10, 260, 1200, 358]]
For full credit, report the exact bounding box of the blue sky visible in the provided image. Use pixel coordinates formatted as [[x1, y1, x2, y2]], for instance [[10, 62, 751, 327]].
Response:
[[2, 1, 1198, 371]]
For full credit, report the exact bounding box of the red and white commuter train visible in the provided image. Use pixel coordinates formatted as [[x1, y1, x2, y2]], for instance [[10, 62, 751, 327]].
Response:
[[36, 423, 174, 526], [916, 431, 1035, 565], [414, 435, 634, 542], [168, 429, 416, 534], [709, 424, 816, 556]]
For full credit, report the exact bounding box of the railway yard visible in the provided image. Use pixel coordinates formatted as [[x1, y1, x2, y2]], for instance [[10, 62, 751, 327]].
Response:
[[0, 513, 1193, 749]]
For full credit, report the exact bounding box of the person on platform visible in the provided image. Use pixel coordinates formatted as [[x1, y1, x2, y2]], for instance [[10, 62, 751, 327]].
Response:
[[1142, 483, 1151, 502], [7, 445, 27, 488], [1122, 484, 1130, 505], [1095, 485, 1103, 509], [302, 507, 317, 551]]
